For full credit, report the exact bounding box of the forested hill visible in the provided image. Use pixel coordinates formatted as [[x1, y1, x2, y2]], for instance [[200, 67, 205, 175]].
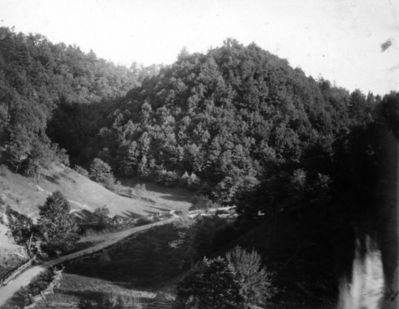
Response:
[[85, 40, 392, 299], [92, 39, 376, 202], [0, 27, 159, 174]]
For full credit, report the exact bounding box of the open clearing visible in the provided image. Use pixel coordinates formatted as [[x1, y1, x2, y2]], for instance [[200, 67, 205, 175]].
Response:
[[0, 164, 193, 218], [0, 164, 155, 218]]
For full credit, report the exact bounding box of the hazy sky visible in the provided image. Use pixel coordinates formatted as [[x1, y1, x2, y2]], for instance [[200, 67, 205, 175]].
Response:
[[0, 0, 398, 95]]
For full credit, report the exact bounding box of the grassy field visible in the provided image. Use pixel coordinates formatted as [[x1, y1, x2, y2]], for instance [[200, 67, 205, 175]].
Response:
[[0, 164, 156, 218], [120, 178, 193, 212]]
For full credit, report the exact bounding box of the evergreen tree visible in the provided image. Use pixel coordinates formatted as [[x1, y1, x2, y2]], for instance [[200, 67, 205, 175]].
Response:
[[226, 246, 275, 307]]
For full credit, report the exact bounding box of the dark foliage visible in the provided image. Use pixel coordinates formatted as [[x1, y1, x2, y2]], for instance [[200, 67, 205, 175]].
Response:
[[5, 205, 34, 246], [0, 26, 148, 172], [175, 257, 244, 309], [95, 39, 376, 205], [89, 158, 114, 184], [379, 92, 399, 138], [37, 191, 79, 255]]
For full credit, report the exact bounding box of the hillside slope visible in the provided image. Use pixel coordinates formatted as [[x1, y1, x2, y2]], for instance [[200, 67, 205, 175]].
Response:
[[0, 163, 154, 272], [0, 163, 156, 218]]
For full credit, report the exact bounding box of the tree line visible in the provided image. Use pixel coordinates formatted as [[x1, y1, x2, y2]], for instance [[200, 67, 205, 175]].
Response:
[[0, 26, 160, 174]]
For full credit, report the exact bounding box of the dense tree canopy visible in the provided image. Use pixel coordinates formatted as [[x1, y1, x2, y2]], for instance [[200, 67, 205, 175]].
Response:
[[0, 27, 158, 172], [175, 257, 244, 309], [94, 39, 375, 204]]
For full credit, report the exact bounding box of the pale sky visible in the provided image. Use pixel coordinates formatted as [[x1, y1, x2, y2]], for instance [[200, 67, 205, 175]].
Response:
[[0, 0, 398, 95]]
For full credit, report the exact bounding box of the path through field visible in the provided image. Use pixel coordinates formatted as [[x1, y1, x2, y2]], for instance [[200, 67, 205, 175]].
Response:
[[0, 217, 177, 308]]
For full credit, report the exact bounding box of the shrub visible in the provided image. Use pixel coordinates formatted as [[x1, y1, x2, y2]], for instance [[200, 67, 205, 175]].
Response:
[[93, 206, 111, 230], [0, 165, 6, 176], [180, 171, 201, 189], [74, 165, 89, 177], [103, 175, 117, 191], [54, 146, 70, 166], [134, 183, 147, 192], [155, 169, 179, 187], [89, 158, 114, 184], [5, 206, 35, 247]]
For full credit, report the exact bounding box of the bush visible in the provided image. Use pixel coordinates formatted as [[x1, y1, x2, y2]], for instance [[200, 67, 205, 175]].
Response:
[[5, 206, 35, 247], [54, 146, 70, 167], [155, 169, 179, 187], [89, 158, 114, 184], [93, 206, 111, 230], [103, 175, 117, 191], [74, 165, 89, 177], [134, 183, 147, 193], [180, 171, 201, 189]]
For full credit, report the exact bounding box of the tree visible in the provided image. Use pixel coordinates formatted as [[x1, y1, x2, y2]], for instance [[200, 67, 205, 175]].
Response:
[[380, 92, 399, 138], [5, 206, 38, 254], [226, 246, 275, 307], [93, 206, 110, 230], [175, 257, 243, 309], [37, 191, 78, 254]]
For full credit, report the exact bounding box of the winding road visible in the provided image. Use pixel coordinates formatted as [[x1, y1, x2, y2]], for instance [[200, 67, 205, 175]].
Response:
[[0, 217, 177, 308]]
